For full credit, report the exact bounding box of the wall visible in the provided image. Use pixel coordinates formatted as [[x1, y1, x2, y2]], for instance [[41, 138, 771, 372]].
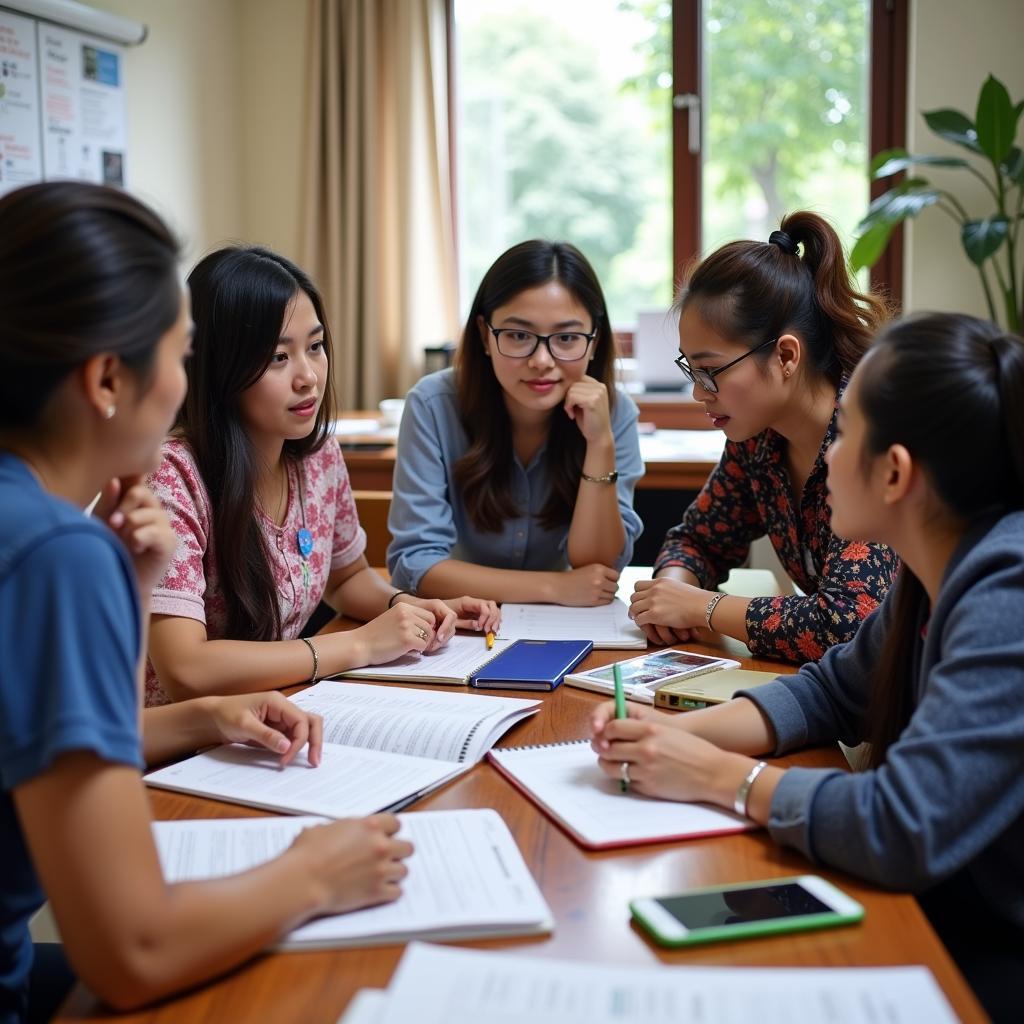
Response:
[[237, 0, 310, 263], [903, 0, 1024, 319], [89, 0, 308, 266], [90, 0, 243, 263]]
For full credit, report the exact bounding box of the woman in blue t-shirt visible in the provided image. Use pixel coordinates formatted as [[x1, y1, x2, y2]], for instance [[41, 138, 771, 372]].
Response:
[[387, 240, 644, 605], [0, 183, 412, 1022]]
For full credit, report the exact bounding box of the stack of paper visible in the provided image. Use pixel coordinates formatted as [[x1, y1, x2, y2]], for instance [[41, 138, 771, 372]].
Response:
[[340, 942, 958, 1024]]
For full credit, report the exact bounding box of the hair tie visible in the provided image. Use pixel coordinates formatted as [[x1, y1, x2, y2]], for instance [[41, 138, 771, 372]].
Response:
[[768, 230, 798, 256]]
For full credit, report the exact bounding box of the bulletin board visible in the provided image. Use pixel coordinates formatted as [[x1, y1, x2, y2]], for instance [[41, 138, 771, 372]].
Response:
[[0, 6, 126, 197]]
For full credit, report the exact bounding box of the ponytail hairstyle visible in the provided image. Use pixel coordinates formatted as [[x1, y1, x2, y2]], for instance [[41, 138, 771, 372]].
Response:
[[856, 313, 1024, 767], [181, 246, 337, 642], [676, 211, 889, 385], [454, 240, 618, 533], [0, 182, 180, 430]]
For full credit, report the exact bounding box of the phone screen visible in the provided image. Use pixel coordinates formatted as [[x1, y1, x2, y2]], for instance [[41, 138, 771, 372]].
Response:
[[656, 883, 832, 930]]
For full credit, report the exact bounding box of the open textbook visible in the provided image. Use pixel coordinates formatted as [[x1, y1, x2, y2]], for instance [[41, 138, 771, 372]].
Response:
[[145, 682, 539, 817], [152, 809, 552, 949], [338, 943, 958, 1024], [332, 633, 517, 685], [488, 739, 750, 849], [497, 600, 647, 649]]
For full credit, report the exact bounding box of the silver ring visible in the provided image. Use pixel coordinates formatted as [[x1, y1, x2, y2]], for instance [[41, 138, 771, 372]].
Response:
[[417, 628, 429, 641], [620, 761, 631, 785]]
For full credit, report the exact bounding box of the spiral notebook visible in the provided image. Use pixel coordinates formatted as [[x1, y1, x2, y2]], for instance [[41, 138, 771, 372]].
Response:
[[488, 739, 751, 850]]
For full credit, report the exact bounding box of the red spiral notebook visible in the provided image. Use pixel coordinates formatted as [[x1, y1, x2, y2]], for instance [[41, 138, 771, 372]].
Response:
[[488, 739, 752, 850]]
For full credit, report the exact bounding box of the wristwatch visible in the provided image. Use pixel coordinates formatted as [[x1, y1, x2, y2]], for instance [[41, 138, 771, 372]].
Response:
[[581, 469, 619, 484]]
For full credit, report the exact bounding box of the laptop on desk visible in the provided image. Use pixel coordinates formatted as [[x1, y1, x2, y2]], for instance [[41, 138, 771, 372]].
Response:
[[634, 309, 689, 393]]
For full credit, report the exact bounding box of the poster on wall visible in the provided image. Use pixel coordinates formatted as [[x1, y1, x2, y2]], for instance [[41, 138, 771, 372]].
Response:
[[39, 24, 125, 186], [0, 11, 43, 197]]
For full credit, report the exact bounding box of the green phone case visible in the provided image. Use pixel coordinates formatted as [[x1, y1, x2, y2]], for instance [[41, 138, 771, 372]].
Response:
[[630, 875, 865, 948]]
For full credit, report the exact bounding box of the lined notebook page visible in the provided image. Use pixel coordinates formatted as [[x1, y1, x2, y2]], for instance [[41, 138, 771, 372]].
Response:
[[153, 809, 552, 949], [497, 601, 646, 649], [489, 740, 749, 849]]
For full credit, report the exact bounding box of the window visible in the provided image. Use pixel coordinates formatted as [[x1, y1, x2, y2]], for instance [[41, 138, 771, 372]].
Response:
[[452, 1, 905, 324]]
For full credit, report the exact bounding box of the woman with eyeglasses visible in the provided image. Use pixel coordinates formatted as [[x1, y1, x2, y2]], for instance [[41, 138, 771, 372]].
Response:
[[630, 211, 897, 662], [387, 240, 643, 605], [144, 245, 498, 706], [593, 313, 1024, 1021], [0, 184, 411, 1021]]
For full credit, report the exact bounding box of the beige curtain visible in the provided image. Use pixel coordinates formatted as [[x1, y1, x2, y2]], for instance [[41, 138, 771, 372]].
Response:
[[301, 0, 459, 410]]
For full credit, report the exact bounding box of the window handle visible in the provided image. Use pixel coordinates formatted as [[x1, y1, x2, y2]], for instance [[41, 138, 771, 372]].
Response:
[[673, 92, 701, 155]]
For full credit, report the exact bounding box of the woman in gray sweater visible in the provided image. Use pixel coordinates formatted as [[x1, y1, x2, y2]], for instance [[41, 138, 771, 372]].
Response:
[[591, 312, 1024, 1021]]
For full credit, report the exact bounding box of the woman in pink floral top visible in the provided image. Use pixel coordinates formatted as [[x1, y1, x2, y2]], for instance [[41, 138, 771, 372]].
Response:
[[146, 246, 498, 706], [629, 212, 897, 663]]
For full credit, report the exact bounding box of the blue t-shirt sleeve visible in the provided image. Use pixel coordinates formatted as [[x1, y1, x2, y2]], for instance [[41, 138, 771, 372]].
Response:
[[0, 525, 143, 789]]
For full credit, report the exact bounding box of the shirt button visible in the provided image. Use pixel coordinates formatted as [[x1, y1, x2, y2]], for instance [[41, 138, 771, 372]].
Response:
[[516, 530, 524, 538], [276, 533, 285, 552]]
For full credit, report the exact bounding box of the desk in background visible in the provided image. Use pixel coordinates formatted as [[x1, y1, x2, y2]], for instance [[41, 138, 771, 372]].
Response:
[[56, 633, 984, 1023], [335, 415, 725, 493]]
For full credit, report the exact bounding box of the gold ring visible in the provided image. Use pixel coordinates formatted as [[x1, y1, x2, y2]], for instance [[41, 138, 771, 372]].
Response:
[[417, 628, 429, 641]]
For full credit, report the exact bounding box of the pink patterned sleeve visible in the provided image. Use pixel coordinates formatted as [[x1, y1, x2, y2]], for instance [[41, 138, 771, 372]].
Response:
[[328, 447, 367, 570], [147, 443, 212, 624]]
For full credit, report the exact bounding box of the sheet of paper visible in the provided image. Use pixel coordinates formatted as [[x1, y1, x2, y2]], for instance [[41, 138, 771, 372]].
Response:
[[341, 634, 515, 683], [152, 809, 552, 948], [490, 740, 747, 847], [145, 742, 460, 818], [379, 943, 958, 1024], [497, 600, 646, 649], [292, 681, 539, 764], [337, 990, 389, 1024]]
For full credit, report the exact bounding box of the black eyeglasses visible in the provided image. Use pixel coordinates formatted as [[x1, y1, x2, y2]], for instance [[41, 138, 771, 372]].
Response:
[[674, 337, 778, 393], [486, 323, 596, 362]]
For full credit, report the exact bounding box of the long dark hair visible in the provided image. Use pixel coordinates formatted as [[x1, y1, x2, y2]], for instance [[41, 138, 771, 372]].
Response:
[[857, 313, 1024, 767], [454, 240, 617, 532], [677, 211, 889, 384], [181, 246, 337, 641], [0, 182, 180, 429]]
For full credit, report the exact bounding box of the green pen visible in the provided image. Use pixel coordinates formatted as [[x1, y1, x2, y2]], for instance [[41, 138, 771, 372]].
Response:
[[613, 662, 628, 792]]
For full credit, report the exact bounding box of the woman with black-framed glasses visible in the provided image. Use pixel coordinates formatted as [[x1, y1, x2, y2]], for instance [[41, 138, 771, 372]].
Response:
[[629, 211, 898, 664], [387, 240, 644, 606]]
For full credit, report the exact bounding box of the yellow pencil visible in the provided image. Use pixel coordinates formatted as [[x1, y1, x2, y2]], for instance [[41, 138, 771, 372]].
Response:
[[485, 630, 495, 650]]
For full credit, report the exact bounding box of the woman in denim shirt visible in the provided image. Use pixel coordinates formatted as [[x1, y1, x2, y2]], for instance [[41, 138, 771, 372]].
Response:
[[388, 240, 643, 606]]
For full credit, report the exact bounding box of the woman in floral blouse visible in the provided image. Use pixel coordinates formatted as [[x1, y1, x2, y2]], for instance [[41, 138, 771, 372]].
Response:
[[629, 211, 897, 663], [145, 246, 498, 705]]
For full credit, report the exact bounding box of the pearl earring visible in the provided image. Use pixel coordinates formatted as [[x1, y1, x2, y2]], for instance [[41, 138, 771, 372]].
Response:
[[105, 406, 116, 419]]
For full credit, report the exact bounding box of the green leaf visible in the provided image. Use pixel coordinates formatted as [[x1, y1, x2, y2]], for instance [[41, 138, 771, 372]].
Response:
[[850, 221, 896, 272], [861, 179, 938, 225], [1001, 146, 1024, 185], [976, 75, 1016, 164], [870, 147, 909, 176], [872, 153, 969, 180], [961, 218, 1010, 266], [923, 108, 980, 154]]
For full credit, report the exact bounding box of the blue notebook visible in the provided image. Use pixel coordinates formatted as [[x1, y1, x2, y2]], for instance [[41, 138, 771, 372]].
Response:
[[470, 639, 593, 692]]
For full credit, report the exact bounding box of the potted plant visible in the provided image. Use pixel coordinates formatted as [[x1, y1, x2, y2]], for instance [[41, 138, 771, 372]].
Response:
[[851, 74, 1023, 332]]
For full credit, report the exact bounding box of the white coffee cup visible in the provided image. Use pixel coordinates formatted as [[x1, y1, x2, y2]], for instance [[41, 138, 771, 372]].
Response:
[[378, 398, 405, 427]]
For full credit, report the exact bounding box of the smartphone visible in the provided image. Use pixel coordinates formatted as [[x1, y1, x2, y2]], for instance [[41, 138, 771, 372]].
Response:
[[630, 875, 864, 947]]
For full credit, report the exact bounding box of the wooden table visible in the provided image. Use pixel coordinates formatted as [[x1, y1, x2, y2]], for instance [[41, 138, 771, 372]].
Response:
[[56, 637, 984, 1022]]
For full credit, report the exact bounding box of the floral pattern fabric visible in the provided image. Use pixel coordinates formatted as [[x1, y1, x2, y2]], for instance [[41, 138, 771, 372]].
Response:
[[654, 386, 897, 663], [144, 438, 366, 705]]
